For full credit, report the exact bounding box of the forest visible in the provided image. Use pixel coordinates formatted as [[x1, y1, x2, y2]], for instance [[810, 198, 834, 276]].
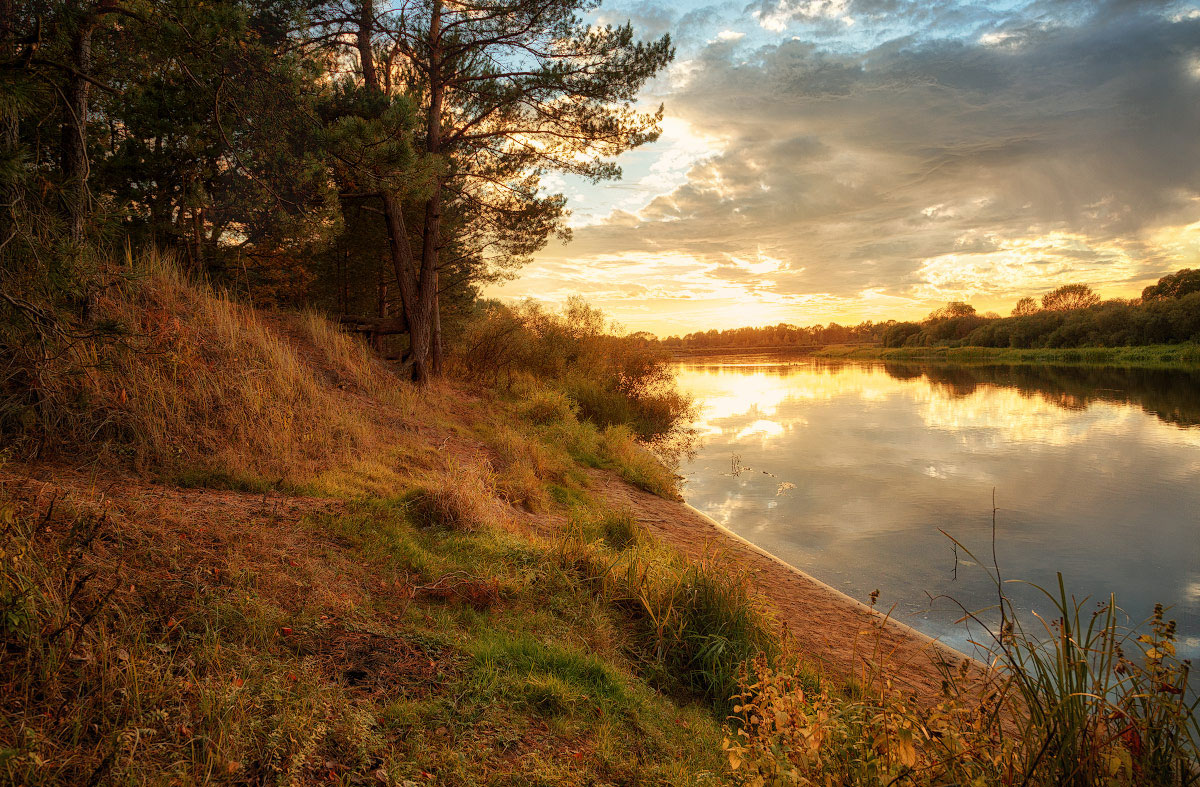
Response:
[[0, 0, 671, 387]]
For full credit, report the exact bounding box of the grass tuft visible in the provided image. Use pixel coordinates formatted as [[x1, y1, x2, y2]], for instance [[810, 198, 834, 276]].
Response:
[[559, 508, 779, 710]]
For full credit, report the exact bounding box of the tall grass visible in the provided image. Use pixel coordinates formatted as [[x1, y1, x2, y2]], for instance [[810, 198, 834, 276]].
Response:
[[724, 534, 1200, 786], [558, 508, 779, 709]]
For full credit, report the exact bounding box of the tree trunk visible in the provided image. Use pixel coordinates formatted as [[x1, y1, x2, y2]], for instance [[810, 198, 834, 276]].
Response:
[[0, 0, 16, 159], [61, 7, 100, 246], [431, 281, 443, 374], [357, 0, 430, 383], [413, 0, 445, 382]]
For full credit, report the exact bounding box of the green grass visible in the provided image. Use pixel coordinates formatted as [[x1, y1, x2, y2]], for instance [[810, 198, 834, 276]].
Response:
[[814, 343, 1200, 368], [558, 508, 780, 711], [476, 382, 682, 502]]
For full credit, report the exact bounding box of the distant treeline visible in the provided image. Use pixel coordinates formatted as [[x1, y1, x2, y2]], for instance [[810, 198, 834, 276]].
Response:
[[659, 270, 1200, 351], [659, 321, 887, 350], [882, 362, 1200, 429]]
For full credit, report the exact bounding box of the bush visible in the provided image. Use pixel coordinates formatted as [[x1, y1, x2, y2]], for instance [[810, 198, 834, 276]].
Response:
[[453, 297, 697, 464], [724, 562, 1200, 786]]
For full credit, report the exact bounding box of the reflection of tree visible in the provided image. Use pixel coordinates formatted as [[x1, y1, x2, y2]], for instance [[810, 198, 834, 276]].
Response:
[[882, 363, 1200, 428], [679, 354, 828, 378]]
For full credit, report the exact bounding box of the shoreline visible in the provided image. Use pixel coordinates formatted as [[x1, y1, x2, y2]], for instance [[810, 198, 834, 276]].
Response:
[[681, 501, 971, 664], [813, 343, 1200, 369], [589, 469, 977, 702], [668, 342, 1200, 370]]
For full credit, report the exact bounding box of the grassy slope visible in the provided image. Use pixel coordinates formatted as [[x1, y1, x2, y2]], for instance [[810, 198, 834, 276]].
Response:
[[0, 265, 741, 786], [812, 342, 1200, 368]]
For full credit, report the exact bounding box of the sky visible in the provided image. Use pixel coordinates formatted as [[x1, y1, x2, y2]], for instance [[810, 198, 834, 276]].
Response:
[[485, 0, 1200, 336]]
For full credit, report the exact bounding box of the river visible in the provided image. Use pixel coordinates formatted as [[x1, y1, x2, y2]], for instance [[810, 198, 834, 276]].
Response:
[[674, 354, 1200, 663]]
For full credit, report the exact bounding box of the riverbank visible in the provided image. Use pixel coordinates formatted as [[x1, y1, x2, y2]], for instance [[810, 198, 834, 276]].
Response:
[[588, 471, 972, 700], [6, 267, 1195, 784], [0, 266, 949, 784], [813, 342, 1200, 368]]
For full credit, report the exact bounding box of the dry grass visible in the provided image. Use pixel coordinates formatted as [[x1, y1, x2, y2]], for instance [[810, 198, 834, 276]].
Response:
[[3, 251, 457, 499], [404, 463, 511, 533], [69, 254, 412, 485]]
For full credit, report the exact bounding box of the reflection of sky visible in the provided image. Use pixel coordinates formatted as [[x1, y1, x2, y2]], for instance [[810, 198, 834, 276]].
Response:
[[677, 360, 1200, 662]]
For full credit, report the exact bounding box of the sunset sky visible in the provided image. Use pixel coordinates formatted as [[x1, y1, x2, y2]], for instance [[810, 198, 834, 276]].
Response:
[[486, 0, 1200, 336]]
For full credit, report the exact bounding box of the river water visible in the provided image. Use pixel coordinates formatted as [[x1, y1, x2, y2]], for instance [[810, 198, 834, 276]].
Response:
[[674, 354, 1200, 663]]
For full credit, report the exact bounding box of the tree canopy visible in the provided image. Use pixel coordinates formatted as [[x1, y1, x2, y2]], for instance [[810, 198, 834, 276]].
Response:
[[1142, 268, 1200, 302], [1, 0, 672, 384]]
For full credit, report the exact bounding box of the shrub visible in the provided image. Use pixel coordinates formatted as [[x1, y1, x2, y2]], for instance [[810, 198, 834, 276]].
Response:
[[452, 298, 696, 456]]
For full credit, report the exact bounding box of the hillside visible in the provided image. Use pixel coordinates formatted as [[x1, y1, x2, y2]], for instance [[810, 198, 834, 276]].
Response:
[[0, 264, 752, 785], [3, 265, 1196, 786]]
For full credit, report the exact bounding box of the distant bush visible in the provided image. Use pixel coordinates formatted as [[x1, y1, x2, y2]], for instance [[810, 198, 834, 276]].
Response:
[[889, 292, 1200, 350]]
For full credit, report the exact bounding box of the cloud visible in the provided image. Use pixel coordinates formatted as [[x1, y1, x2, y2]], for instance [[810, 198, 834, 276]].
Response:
[[551, 0, 1200, 311]]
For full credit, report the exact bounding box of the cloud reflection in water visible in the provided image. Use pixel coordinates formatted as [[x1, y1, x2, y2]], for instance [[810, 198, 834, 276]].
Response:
[[676, 358, 1200, 661]]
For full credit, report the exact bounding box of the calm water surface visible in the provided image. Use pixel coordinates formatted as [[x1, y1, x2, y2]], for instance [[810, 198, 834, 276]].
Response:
[[675, 355, 1200, 661]]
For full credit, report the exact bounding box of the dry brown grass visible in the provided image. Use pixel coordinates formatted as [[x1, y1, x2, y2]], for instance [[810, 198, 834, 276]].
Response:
[[55, 253, 427, 489], [405, 463, 511, 533], [0, 464, 732, 786]]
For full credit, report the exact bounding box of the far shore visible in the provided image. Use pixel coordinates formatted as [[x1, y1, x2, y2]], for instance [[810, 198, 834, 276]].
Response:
[[669, 342, 1200, 369]]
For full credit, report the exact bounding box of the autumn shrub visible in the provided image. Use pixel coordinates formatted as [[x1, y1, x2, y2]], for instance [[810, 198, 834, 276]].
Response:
[[494, 381, 681, 498], [452, 298, 696, 459]]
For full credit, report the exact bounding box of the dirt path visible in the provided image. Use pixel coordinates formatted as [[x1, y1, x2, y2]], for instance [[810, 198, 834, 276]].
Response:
[[589, 470, 974, 701]]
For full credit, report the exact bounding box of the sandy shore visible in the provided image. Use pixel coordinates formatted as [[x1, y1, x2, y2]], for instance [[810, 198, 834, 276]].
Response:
[[590, 469, 976, 702]]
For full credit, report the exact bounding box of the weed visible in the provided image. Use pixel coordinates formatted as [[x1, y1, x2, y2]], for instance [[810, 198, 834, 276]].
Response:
[[559, 510, 778, 710]]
